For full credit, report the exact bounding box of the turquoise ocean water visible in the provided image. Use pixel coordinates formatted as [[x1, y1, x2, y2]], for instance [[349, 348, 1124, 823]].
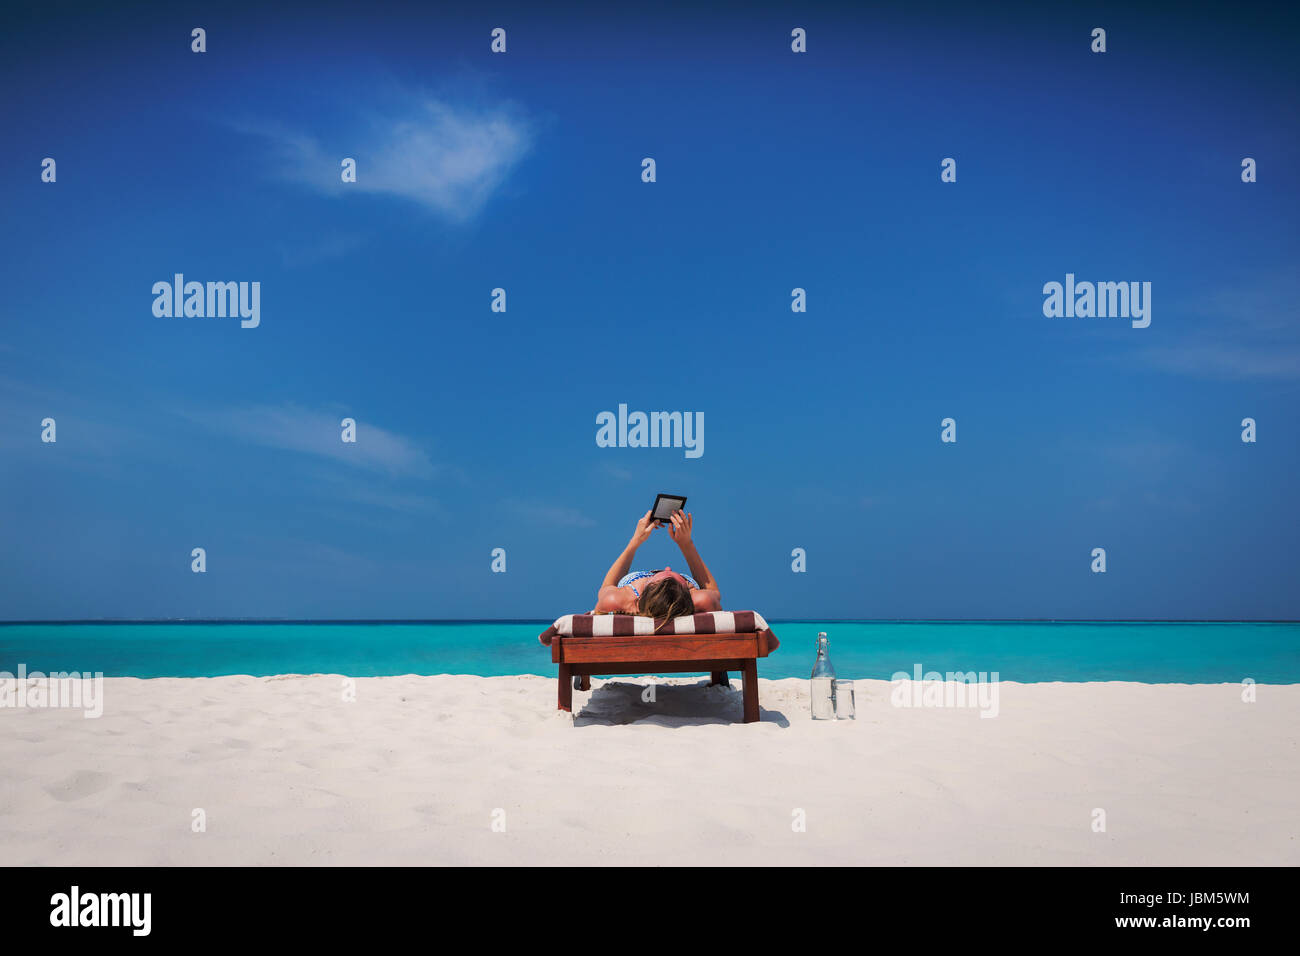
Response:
[[1, 621, 1298, 682]]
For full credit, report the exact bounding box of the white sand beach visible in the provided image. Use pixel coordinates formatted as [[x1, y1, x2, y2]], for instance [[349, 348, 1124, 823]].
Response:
[[1, 675, 1296, 866]]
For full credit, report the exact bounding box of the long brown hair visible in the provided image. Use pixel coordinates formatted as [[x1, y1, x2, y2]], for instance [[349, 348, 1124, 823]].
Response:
[[638, 576, 694, 632]]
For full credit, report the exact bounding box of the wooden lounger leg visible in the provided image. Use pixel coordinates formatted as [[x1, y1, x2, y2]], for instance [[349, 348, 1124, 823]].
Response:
[[577, 675, 591, 691], [709, 670, 729, 686], [741, 661, 759, 723], [558, 663, 573, 712]]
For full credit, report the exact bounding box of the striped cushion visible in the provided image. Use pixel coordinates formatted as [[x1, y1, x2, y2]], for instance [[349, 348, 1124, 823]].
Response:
[[539, 610, 770, 645]]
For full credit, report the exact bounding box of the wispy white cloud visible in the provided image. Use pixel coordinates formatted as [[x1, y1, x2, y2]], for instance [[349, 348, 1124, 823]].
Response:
[[1064, 430, 1218, 512], [274, 230, 368, 269], [0, 375, 143, 478], [1090, 434, 1188, 476], [306, 467, 444, 518], [504, 498, 596, 528], [184, 403, 437, 480], [1129, 343, 1300, 380], [1173, 276, 1299, 334], [598, 462, 633, 481], [1125, 270, 1300, 380], [234, 92, 533, 222]]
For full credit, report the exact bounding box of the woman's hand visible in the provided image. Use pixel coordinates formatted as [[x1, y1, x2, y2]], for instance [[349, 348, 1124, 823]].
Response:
[[629, 510, 658, 547], [667, 510, 717, 594]]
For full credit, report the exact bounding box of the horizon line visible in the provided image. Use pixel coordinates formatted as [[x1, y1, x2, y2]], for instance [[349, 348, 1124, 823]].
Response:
[[1, 618, 1297, 626]]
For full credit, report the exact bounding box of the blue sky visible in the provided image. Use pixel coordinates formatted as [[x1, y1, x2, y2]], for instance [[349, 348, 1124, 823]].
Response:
[[1, 1, 1297, 620]]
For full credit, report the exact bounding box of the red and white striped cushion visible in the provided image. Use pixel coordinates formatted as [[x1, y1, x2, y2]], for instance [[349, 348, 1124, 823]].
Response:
[[539, 611, 770, 644]]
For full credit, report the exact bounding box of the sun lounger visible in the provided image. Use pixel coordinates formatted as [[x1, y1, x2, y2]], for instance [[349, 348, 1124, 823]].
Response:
[[538, 611, 779, 723]]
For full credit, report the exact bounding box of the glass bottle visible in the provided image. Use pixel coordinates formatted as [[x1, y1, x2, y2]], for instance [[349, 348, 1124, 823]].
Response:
[[810, 632, 836, 720]]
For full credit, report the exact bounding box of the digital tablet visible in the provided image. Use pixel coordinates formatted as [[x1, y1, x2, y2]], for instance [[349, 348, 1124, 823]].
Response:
[[651, 493, 687, 525]]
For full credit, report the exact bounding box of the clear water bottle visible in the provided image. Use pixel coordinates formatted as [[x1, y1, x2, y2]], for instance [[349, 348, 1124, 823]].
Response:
[[810, 632, 836, 720]]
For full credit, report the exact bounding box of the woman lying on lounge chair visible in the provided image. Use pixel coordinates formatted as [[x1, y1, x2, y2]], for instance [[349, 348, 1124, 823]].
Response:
[[591, 510, 722, 617]]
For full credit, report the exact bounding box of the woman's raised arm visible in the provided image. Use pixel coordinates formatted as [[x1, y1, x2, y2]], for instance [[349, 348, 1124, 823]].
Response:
[[669, 512, 721, 610], [599, 510, 657, 588]]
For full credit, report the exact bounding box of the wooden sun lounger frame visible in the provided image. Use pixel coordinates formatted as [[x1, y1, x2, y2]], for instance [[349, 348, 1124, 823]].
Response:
[[545, 631, 776, 723]]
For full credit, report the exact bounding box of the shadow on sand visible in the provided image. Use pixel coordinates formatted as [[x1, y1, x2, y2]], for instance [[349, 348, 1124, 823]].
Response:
[[572, 678, 790, 728]]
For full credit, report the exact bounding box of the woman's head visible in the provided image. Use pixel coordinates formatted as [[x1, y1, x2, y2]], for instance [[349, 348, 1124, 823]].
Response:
[[638, 575, 694, 627]]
